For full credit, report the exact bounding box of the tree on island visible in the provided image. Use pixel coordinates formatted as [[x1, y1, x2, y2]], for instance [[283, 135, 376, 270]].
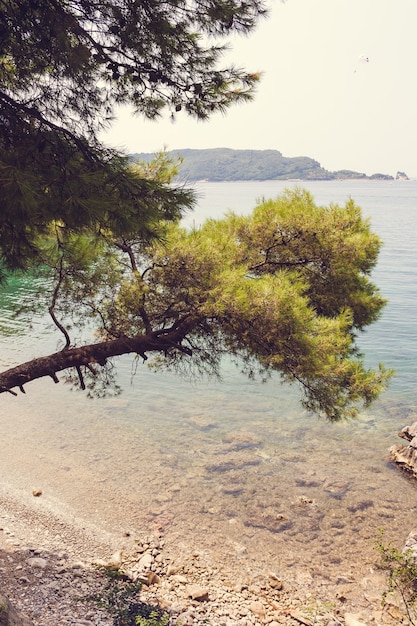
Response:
[[0, 1, 391, 420]]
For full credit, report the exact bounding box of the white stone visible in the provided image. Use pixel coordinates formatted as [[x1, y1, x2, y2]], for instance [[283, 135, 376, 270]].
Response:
[[344, 613, 368, 626], [187, 584, 209, 601], [27, 557, 47, 569], [108, 550, 123, 568], [249, 601, 265, 619], [171, 574, 188, 584], [295, 569, 313, 585], [138, 552, 154, 569]]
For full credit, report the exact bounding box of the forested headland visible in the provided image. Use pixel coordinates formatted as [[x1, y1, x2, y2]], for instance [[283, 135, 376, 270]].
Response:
[[132, 148, 394, 181]]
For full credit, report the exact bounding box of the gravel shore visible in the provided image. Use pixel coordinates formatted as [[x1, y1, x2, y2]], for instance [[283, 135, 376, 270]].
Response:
[[0, 481, 409, 626]]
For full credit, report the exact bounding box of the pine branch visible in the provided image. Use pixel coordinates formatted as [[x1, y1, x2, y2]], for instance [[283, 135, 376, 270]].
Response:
[[0, 322, 197, 395]]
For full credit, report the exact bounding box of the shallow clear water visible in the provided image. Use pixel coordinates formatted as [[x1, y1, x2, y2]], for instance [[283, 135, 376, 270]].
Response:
[[0, 180, 416, 589]]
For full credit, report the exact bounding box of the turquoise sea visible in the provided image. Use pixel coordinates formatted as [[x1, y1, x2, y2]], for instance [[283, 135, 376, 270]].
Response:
[[0, 179, 416, 586]]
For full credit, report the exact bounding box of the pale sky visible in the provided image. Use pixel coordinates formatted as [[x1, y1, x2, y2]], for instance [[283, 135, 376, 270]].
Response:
[[101, 0, 417, 178]]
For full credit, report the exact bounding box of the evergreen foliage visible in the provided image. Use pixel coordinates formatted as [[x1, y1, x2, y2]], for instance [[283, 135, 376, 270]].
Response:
[[0, 179, 392, 420], [0, 0, 265, 274], [0, 1, 392, 419], [88, 567, 170, 626], [376, 531, 417, 625]]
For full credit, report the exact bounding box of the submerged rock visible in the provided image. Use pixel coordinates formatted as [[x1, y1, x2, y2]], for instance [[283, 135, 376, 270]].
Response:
[[222, 430, 263, 451], [205, 453, 261, 474]]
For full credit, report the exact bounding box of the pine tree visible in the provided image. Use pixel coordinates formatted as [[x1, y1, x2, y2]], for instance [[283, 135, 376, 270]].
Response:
[[0, 2, 392, 418], [0, 0, 265, 272]]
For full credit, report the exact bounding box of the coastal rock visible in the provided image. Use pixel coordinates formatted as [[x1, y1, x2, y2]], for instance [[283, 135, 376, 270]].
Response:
[[404, 528, 417, 560], [389, 421, 417, 476], [398, 421, 417, 442], [146, 571, 160, 586], [171, 574, 188, 584], [187, 584, 209, 601], [108, 550, 123, 568], [138, 552, 154, 570], [396, 171, 409, 180], [268, 573, 283, 590], [166, 563, 180, 576], [390, 442, 417, 468], [0, 594, 33, 626]]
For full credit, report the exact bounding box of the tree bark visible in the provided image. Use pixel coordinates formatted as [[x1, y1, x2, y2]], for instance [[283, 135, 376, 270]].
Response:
[[0, 329, 190, 395]]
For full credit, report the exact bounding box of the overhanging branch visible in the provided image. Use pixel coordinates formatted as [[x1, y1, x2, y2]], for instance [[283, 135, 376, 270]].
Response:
[[0, 328, 194, 395]]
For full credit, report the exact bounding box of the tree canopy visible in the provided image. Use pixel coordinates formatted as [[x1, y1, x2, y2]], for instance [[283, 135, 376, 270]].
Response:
[[0, 0, 265, 274], [0, 1, 392, 419], [0, 182, 391, 420]]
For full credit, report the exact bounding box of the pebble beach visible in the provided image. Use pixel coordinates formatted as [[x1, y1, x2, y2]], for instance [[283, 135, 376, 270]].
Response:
[[0, 468, 413, 626]]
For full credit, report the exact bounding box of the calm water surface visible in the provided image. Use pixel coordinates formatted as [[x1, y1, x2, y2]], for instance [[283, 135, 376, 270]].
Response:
[[0, 180, 416, 588]]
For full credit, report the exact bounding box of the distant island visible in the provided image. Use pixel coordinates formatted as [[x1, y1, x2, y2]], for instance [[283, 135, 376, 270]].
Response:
[[132, 148, 398, 182]]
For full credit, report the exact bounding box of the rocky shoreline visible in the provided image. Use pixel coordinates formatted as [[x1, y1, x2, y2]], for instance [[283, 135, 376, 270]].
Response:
[[389, 421, 417, 477], [1, 482, 415, 626]]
